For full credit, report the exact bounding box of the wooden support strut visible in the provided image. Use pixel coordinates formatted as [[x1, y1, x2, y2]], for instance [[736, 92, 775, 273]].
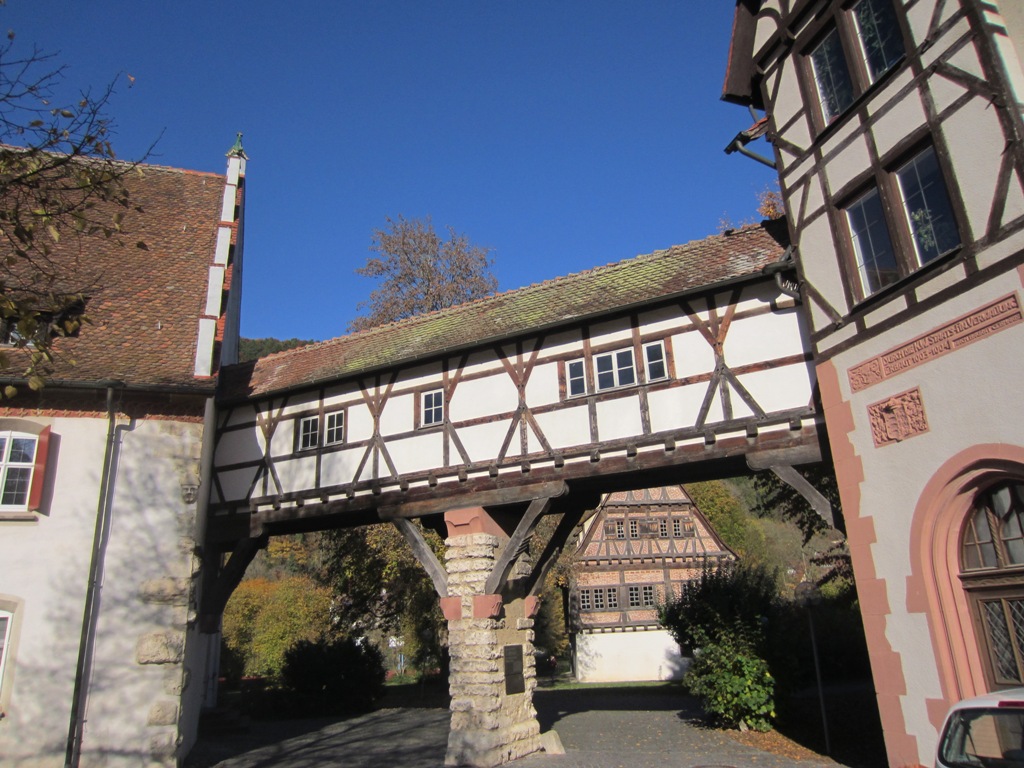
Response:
[[391, 517, 449, 598], [199, 534, 268, 633]]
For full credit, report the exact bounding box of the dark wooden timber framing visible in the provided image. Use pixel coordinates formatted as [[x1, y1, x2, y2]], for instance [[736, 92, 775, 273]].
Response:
[[749, 0, 1024, 362]]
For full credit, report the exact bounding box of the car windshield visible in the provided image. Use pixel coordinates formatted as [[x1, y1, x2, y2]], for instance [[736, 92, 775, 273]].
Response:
[[939, 706, 1024, 768]]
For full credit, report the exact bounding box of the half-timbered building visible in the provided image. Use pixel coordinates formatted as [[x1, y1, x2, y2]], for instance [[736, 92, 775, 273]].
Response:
[[725, 2, 1024, 765], [208, 220, 825, 767], [571, 485, 735, 683], [0, 142, 246, 767]]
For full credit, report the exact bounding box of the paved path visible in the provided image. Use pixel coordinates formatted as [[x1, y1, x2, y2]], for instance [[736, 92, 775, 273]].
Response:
[[186, 687, 843, 768]]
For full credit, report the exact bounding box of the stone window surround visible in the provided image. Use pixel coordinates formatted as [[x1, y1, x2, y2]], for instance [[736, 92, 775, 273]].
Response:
[[0, 595, 22, 718], [0, 419, 52, 521]]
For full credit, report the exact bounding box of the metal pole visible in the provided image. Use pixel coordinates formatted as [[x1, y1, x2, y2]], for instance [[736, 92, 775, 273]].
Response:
[[806, 608, 831, 755]]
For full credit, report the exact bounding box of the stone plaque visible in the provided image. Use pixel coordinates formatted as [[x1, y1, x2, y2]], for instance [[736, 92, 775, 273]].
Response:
[[868, 388, 929, 447], [504, 644, 525, 695], [849, 294, 1023, 392]]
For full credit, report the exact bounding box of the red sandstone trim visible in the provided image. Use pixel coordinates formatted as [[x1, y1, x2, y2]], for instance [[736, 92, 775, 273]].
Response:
[[524, 595, 541, 618], [444, 506, 506, 538], [817, 360, 920, 766], [440, 596, 463, 621], [907, 444, 1024, 735], [472, 594, 503, 619]]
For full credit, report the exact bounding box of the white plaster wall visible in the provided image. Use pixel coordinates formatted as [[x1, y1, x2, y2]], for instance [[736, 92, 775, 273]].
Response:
[[0, 414, 210, 767], [452, 376, 518, 422], [574, 631, 690, 683]]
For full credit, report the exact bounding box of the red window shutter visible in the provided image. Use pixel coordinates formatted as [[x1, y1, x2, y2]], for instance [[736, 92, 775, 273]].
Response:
[[28, 426, 50, 511]]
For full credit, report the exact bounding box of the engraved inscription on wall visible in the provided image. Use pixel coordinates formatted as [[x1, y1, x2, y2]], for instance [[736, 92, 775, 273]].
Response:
[[868, 388, 929, 447], [849, 294, 1022, 393]]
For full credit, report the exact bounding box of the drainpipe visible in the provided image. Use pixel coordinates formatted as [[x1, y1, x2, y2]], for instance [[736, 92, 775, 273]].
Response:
[[65, 384, 128, 768]]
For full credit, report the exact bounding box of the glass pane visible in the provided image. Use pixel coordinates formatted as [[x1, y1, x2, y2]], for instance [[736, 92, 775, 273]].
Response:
[[568, 360, 586, 396], [616, 350, 635, 386], [984, 600, 1022, 683], [646, 344, 666, 380], [995, 485, 1015, 518], [897, 147, 960, 264], [596, 354, 615, 390], [810, 26, 855, 122], [9, 437, 35, 464], [2, 466, 31, 506], [1005, 511, 1024, 566], [854, 0, 903, 81], [848, 188, 899, 295]]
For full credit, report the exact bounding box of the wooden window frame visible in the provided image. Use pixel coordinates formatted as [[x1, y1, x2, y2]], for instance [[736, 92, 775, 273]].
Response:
[[420, 388, 445, 429]]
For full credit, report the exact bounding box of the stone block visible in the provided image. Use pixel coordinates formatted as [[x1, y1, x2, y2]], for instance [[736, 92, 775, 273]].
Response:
[[162, 667, 188, 695], [137, 632, 184, 665], [147, 701, 179, 726], [139, 577, 191, 605], [440, 595, 463, 621], [446, 557, 498, 574], [148, 732, 179, 761], [473, 594, 503, 618]]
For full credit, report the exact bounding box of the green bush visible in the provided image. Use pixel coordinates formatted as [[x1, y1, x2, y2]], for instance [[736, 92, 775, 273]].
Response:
[[282, 637, 386, 715], [686, 628, 775, 732]]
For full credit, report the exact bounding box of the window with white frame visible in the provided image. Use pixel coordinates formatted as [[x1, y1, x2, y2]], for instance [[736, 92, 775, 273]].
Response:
[[0, 432, 38, 510], [846, 145, 960, 298], [0, 608, 11, 697], [594, 348, 635, 391], [806, 0, 904, 127], [642, 585, 656, 607], [297, 415, 319, 451], [325, 411, 345, 446], [629, 519, 639, 538], [579, 589, 592, 611], [628, 586, 641, 608], [615, 520, 625, 539], [672, 518, 682, 537], [566, 359, 586, 397], [643, 341, 667, 381], [422, 389, 444, 427], [593, 588, 605, 610], [606, 588, 619, 609]]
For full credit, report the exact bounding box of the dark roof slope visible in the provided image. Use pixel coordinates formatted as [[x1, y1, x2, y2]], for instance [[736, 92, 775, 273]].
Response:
[[9, 162, 227, 391], [221, 220, 787, 402]]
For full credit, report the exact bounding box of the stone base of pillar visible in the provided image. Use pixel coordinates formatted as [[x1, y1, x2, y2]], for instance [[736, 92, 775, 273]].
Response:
[[444, 529, 542, 768]]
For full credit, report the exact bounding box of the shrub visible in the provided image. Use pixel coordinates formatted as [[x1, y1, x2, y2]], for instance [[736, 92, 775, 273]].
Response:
[[686, 627, 775, 732], [282, 637, 386, 715]]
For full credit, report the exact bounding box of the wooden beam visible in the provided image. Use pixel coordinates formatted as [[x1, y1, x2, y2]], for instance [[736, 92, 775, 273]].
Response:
[[392, 518, 449, 598], [198, 535, 267, 633], [377, 480, 568, 520], [768, 464, 835, 529], [484, 496, 552, 595], [524, 492, 601, 597]]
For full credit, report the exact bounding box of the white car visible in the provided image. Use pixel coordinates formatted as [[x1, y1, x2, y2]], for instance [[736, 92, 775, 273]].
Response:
[[937, 689, 1024, 768]]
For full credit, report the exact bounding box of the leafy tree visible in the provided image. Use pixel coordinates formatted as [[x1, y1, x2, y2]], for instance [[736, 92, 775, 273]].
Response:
[[238, 337, 314, 362], [686, 626, 775, 732], [0, 31, 148, 395], [282, 637, 386, 714], [349, 215, 497, 331], [686, 480, 767, 562]]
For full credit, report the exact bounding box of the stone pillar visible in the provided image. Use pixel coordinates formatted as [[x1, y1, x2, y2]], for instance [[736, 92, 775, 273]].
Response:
[[442, 507, 542, 768]]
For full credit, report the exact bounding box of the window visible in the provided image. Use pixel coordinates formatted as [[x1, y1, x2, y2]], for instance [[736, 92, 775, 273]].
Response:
[[659, 519, 668, 538], [297, 415, 318, 451], [672, 518, 682, 538], [594, 348, 635, 391], [593, 589, 605, 610], [961, 482, 1024, 687], [644, 341, 667, 381], [325, 411, 345, 446], [579, 589, 592, 611], [422, 389, 444, 427], [0, 299, 86, 347], [615, 520, 625, 539], [606, 588, 619, 609], [628, 586, 641, 608], [642, 585, 656, 607], [845, 145, 960, 298], [810, 25, 855, 123], [567, 359, 586, 397], [806, 0, 904, 126], [629, 519, 639, 538], [0, 432, 39, 511], [0, 608, 10, 697]]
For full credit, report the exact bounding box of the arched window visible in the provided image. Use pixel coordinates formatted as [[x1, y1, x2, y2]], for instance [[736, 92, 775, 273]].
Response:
[[960, 481, 1024, 688]]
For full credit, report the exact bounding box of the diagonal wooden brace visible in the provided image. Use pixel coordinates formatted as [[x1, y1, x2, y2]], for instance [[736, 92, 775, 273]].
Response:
[[392, 517, 449, 598], [199, 534, 267, 633], [483, 496, 553, 596], [769, 464, 835, 528]]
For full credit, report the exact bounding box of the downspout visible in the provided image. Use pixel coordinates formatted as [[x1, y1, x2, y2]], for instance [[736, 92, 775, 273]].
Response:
[[64, 384, 129, 768]]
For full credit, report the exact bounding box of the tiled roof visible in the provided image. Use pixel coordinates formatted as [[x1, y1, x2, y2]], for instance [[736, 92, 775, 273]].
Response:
[[222, 220, 787, 401], [605, 486, 692, 505], [5, 161, 228, 391]]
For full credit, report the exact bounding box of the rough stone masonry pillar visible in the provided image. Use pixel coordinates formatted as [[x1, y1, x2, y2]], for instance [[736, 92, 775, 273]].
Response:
[[440, 507, 542, 768]]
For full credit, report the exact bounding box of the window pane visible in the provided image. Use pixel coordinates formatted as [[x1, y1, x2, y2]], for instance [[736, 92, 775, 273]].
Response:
[[595, 354, 615, 390], [810, 26, 855, 122], [299, 417, 318, 450], [645, 343, 667, 380], [607, 589, 618, 609], [9, 437, 35, 463], [325, 412, 344, 445], [580, 590, 591, 611], [615, 350, 635, 386], [594, 589, 605, 610], [567, 360, 586, 396], [897, 147, 960, 264], [424, 391, 444, 425], [854, 0, 903, 81], [2, 467, 31, 506], [983, 599, 1024, 683], [848, 188, 899, 295]]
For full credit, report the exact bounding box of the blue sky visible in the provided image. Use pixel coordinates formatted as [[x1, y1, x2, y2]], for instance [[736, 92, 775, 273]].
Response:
[[7, 1, 774, 341]]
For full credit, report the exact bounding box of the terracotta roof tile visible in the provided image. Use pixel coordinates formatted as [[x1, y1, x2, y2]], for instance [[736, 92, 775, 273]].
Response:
[[5, 161, 228, 391], [222, 220, 788, 401]]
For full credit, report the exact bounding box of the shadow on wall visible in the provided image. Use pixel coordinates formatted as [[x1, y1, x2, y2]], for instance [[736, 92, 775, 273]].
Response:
[[573, 630, 691, 683]]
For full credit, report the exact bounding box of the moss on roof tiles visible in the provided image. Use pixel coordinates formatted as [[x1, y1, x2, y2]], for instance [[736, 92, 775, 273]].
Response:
[[223, 221, 788, 400]]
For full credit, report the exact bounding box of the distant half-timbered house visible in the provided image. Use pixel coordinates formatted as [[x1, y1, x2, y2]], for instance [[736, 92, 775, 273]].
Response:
[[571, 485, 734, 683]]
